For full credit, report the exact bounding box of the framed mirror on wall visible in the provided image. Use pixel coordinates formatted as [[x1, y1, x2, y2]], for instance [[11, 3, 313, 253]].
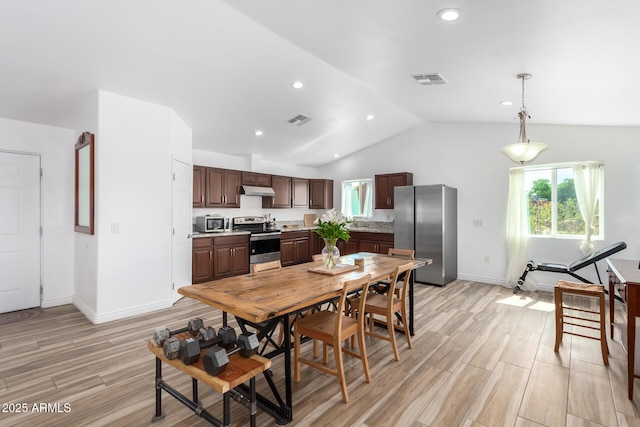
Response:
[[75, 131, 94, 235]]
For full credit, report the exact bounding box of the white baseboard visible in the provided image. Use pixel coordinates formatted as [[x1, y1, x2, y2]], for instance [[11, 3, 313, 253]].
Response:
[[455, 273, 554, 293], [41, 296, 73, 308], [72, 296, 97, 322], [72, 296, 173, 324]]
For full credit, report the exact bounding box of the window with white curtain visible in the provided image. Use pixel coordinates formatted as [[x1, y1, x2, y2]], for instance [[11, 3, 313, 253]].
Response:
[[340, 179, 373, 218], [524, 162, 604, 239]]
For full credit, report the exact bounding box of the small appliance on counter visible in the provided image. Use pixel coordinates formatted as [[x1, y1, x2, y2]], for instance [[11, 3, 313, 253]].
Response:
[[195, 215, 228, 233], [263, 213, 277, 230]]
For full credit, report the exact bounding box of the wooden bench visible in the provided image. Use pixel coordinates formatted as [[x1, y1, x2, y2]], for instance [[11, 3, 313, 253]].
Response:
[[147, 332, 270, 427]]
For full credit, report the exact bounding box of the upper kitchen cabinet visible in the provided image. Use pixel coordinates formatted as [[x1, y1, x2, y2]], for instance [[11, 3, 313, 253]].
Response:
[[375, 172, 413, 209], [309, 179, 333, 210], [193, 165, 206, 208], [292, 178, 309, 208], [205, 167, 241, 208], [241, 172, 271, 187], [263, 175, 291, 208]]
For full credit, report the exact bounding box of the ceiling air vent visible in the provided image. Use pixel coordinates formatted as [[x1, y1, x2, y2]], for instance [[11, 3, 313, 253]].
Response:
[[288, 114, 313, 126], [411, 73, 448, 85]]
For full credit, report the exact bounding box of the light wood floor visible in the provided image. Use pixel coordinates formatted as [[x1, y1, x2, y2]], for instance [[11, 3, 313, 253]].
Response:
[[1, 280, 640, 427]]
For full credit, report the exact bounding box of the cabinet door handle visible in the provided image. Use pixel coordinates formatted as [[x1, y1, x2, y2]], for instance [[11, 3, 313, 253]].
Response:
[[201, 195, 204, 203], [209, 250, 212, 260]]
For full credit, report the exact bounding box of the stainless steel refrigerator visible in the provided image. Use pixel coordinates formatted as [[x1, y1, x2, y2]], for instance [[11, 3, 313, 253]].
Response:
[[394, 185, 457, 286]]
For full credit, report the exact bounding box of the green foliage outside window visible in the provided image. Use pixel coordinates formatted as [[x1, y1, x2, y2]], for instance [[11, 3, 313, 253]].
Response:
[[527, 175, 600, 236]]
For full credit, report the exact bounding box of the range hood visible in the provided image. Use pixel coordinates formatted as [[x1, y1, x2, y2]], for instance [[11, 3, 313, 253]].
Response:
[[241, 185, 276, 197]]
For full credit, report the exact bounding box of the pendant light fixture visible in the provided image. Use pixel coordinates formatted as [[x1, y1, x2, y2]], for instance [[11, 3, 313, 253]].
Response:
[[501, 73, 547, 164]]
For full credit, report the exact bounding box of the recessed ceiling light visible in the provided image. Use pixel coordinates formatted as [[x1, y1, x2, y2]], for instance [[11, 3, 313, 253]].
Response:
[[292, 81, 304, 89], [436, 8, 462, 21], [334, 154, 340, 158], [254, 130, 263, 136], [500, 101, 513, 106], [365, 114, 375, 120]]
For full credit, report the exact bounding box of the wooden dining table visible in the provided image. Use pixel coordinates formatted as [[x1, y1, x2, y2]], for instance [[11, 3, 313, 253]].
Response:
[[178, 252, 429, 424]]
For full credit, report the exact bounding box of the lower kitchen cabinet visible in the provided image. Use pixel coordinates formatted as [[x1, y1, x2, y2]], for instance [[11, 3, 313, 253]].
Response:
[[192, 237, 214, 283], [310, 231, 359, 256], [213, 235, 250, 279], [281, 230, 310, 266], [192, 235, 249, 283], [357, 232, 394, 254]]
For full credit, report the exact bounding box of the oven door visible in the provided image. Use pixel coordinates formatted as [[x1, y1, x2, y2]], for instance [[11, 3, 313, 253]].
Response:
[[250, 233, 281, 264]]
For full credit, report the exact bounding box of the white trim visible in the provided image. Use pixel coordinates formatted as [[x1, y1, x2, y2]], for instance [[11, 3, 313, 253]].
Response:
[[41, 296, 73, 308], [73, 296, 173, 324], [454, 273, 555, 293]]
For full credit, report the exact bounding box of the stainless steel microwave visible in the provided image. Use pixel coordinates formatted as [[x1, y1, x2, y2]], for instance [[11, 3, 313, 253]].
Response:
[[195, 215, 227, 233]]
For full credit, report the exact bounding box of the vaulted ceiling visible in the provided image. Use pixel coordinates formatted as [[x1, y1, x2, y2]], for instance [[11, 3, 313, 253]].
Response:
[[1, 0, 638, 166]]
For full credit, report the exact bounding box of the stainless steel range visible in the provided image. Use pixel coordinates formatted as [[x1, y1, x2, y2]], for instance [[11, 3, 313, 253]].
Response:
[[232, 216, 281, 266]]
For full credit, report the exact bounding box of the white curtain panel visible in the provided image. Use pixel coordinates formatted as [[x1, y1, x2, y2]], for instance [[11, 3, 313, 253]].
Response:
[[505, 168, 537, 290], [341, 181, 353, 217], [362, 182, 373, 217], [573, 162, 603, 255]]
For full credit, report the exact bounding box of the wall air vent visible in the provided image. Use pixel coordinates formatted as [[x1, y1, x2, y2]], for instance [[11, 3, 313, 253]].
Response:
[[288, 114, 313, 126], [411, 73, 448, 85]]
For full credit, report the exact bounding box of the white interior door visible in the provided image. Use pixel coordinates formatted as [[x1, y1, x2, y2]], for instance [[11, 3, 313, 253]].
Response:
[[0, 152, 41, 313], [171, 159, 192, 302]]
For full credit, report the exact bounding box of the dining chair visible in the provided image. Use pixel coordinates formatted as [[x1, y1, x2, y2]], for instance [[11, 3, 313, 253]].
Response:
[[312, 253, 323, 261], [352, 262, 413, 361], [249, 261, 284, 349], [387, 248, 414, 298], [294, 274, 372, 403], [252, 259, 282, 273]]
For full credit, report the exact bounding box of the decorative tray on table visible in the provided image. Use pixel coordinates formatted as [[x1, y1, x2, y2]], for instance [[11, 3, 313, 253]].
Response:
[[308, 263, 360, 275]]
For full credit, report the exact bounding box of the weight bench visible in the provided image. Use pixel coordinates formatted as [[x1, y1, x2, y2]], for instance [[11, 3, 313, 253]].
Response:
[[514, 241, 627, 294]]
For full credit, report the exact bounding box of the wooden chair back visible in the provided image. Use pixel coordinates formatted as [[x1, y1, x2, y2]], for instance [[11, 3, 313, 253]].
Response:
[[336, 274, 372, 336], [252, 260, 282, 274], [312, 254, 323, 261], [391, 262, 414, 307], [388, 248, 415, 259]]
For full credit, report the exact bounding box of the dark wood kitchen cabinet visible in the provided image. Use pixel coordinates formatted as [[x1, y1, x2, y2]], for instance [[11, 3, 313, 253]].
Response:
[[193, 166, 206, 208], [292, 178, 309, 208], [192, 237, 214, 283], [205, 168, 241, 208], [374, 172, 413, 209], [281, 230, 310, 266], [263, 175, 291, 208], [213, 234, 249, 279], [358, 232, 393, 254], [241, 172, 271, 187], [309, 179, 333, 209], [310, 230, 358, 257]]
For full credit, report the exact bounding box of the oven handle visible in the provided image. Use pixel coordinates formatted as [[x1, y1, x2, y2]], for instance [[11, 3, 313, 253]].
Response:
[[250, 232, 282, 241]]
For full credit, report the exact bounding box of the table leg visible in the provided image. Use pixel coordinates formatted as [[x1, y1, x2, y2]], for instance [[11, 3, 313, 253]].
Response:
[[152, 357, 165, 421], [409, 272, 415, 336], [249, 377, 257, 427], [192, 378, 198, 404], [609, 272, 615, 337], [629, 285, 636, 400], [282, 314, 293, 414]]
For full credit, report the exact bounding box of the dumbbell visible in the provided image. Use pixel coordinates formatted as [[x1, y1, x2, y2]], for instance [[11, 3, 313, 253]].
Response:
[[202, 332, 260, 376], [162, 325, 238, 365], [153, 318, 205, 346]]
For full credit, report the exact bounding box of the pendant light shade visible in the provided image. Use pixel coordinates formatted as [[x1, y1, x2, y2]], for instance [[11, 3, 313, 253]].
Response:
[[502, 73, 547, 164]]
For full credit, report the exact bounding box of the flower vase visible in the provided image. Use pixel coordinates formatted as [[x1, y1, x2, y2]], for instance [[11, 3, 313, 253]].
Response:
[[321, 238, 340, 269]]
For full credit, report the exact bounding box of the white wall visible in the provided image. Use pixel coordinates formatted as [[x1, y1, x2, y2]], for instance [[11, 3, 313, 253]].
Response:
[[320, 122, 640, 290], [0, 117, 75, 307], [75, 90, 192, 323], [73, 91, 99, 315]]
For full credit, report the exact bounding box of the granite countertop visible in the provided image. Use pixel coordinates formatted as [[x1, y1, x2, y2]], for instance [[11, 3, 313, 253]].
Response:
[[192, 231, 250, 238], [279, 224, 393, 234]]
